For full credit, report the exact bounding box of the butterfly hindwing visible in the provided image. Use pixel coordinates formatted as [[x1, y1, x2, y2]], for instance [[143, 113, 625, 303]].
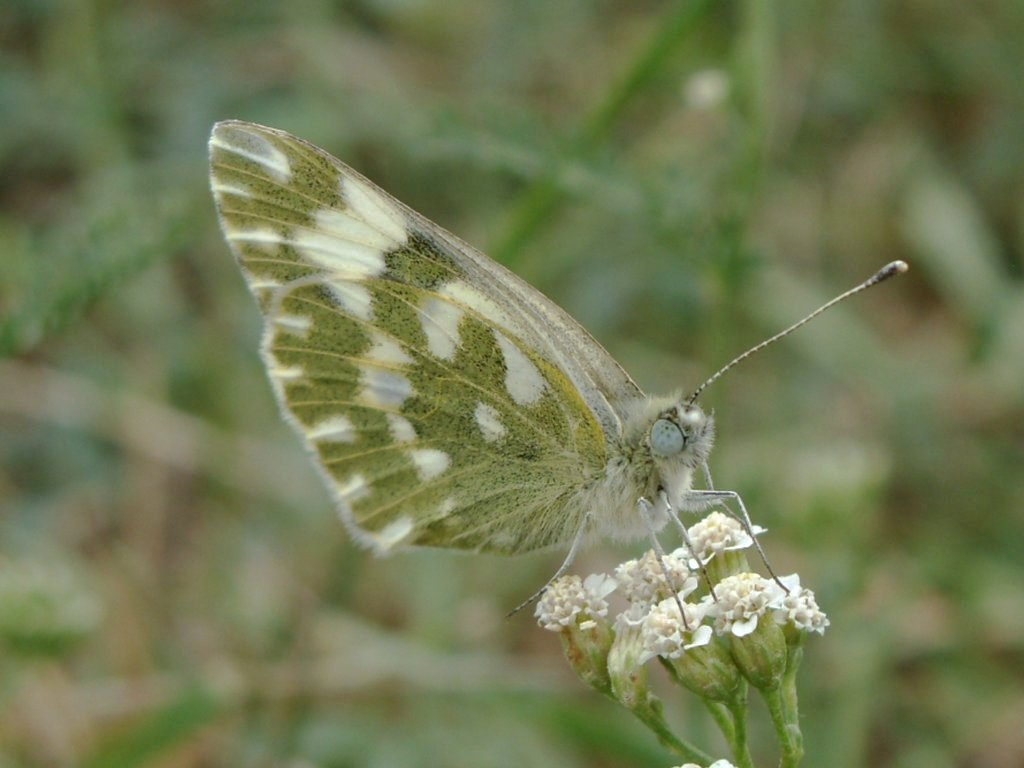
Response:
[[209, 121, 620, 554]]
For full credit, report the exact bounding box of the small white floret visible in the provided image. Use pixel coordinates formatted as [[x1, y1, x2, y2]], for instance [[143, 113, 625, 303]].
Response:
[[687, 511, 766, 564], [535, 573, 617, 632], [703, 572, 786, 638], [614, 549, 696, 609], [639, 597, 712, 664], [771, 575, 830, 635]]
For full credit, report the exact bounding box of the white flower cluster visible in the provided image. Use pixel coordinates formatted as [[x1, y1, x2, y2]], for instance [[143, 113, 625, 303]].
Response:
[[535, 572, 616, 631], [704, 572, 787, 638], [686, 511, 765, 564], [535, 512, 828, 663], [614, 548, 696, 608], [772, 576, 831, 635], [639, 598, 713, 663]]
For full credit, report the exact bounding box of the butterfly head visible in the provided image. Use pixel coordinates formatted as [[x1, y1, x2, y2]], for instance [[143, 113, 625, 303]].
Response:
[[647, 401, 714, 470]]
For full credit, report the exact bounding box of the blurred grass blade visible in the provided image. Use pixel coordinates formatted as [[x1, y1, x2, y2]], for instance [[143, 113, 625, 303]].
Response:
[[82, 685, 223, 768]]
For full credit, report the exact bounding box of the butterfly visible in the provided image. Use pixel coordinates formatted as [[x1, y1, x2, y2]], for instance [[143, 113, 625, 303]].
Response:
[[208, 121, 905, 585]]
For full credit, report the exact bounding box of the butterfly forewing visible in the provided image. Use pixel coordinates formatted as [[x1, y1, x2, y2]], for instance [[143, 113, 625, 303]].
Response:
[[209, 121, 625, 554]]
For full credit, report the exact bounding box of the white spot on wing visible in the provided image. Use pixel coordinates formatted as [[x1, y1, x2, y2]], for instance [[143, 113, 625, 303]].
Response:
[[473, 402, 506, 442], [212, 128, 291, 183], [358, 368, 413, 408], [494, 331, 546, 405], [292, 212, 388, 278], [371, 515, 415, 552], [273, 313, 311, 337], [490, 530, 517, 549], [440, 281, 512, 329], [366, 331, 413, 366], [326, 279, 373, 321], [386, 413, 417, 443], [307, 415, 357, 443], [269, 364, 305, 382], [409, 449, 450, 482], [210, 180, 249, 197], [419, 296, 463, 361], [337, 473, 370, 503], [341, 175, 408, 247], [228, 227, 286, 257]]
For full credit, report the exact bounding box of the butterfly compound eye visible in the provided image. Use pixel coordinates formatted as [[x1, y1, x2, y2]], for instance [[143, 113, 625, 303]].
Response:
[[650, 418, 685, 457]]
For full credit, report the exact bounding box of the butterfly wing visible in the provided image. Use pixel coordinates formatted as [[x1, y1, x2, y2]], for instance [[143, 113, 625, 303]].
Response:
[[209, 121, 643, 555]]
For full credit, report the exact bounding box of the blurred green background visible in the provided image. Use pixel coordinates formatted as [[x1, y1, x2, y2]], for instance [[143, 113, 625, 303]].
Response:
[[2, 1, 1022, 766]]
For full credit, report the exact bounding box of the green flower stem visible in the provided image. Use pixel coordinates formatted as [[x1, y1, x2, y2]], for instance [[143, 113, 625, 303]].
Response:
[[702, 699, 735, 744], [724, 691, 755, 768], [782, 645, 804, 726], [762, 683, 804, 768], [627, 695, 713, 765], [780, 645, 805, 760]]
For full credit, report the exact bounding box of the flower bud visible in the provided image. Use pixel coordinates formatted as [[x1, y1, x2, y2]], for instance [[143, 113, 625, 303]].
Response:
[[641, 597, 743, 702], [536, 573, 618, 694]]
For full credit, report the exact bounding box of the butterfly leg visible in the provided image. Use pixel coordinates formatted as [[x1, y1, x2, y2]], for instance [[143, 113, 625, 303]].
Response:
[[682, 486, 787, 591], [658, 489, 718, 602], [506, 510, 593, 618], [638, 497, 690, 628]]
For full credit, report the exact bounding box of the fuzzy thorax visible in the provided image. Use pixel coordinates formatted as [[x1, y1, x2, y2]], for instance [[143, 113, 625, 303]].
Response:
[[584, 394, 716, 542]]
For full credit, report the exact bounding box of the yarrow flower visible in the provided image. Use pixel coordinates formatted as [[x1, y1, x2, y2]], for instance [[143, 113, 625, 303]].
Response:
[[607, 604, 652, 710], [642, 595, 743, 702], [614, 548, 697, 609], [536, 573, 618, 695], [705, 573, 792, 690], [772, 574, 830, 636], [687, 511, 765, 564], [639, 598, 712, 663], [703, 572, 786, 638], [535, 573, 617, 631], [535, 512, 830, 764]]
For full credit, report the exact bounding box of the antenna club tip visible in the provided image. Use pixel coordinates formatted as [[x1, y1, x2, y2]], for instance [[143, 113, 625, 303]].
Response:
[[874, 260, 909, 283], [884, 262, 909, 280]]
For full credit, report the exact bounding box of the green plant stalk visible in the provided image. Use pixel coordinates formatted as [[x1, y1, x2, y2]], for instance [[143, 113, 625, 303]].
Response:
[[782, 645, 805, 753], [626, 693, 714, 765], [702, 699, 736, 744], [762, 684, 804, 768], [725, 690, 755, 768]]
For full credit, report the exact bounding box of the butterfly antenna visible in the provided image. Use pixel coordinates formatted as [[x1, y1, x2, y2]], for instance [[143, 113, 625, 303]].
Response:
[[686, 260, 908, 405]]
